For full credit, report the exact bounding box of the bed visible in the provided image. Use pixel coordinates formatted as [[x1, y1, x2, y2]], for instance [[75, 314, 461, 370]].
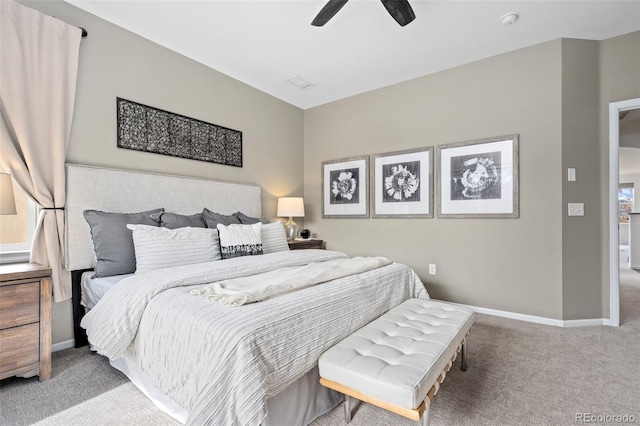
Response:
[[65, 164, 429, 426]]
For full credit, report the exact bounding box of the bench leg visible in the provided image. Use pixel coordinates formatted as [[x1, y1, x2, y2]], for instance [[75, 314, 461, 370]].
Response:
[[421, 397, 431, 426], [461, 340, 468, 372], [344, 394, 353, 423]]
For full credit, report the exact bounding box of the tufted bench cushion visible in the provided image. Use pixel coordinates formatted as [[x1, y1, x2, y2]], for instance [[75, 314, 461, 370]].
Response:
[[319, 298, 474, 423]]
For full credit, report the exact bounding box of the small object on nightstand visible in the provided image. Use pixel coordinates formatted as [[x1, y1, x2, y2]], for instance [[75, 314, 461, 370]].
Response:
[[0, 263, 52, 381], [300, 229, 311, 239], [288, 239, 324, 250]]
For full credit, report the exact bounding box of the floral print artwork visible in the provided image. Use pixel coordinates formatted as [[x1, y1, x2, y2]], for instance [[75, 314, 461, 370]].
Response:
[[330, 168, 359, 204], [450, 152, 501, 200], [382, 161, 421, 203]]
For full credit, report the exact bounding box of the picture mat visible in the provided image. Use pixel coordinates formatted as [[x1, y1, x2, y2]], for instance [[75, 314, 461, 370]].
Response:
[[323, 158, 368, 216], [440, 139, 514, 214], [374, 150, 431, 216]]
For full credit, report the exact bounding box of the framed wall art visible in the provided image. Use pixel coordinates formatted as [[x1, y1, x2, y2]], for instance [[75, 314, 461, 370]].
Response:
[[117, 98, 242, 167], [322, 156, 369, 218], [436, 134, 519, 218], [371, 147, 433, 218]]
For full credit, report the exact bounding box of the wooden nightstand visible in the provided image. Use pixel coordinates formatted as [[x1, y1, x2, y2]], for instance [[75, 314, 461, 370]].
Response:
[[288, 239, 324, 250], [0, 263, 52, 381]]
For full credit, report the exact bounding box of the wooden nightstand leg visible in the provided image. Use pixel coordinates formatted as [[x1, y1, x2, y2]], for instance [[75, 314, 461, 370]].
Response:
[[39, 276, 52, 381]]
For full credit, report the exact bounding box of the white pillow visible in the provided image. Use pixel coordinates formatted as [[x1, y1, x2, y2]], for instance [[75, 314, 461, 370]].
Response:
[[127, 224, 221, 273], [217, 222, 263, 259], [262, 222, 290, 254]]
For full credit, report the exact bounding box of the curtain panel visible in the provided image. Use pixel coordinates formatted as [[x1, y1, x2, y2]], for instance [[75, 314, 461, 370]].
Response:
[[0, 0, 82, 301]]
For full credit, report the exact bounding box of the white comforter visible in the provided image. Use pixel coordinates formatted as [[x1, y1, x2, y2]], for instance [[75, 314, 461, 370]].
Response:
[[81, 250, 428, 426]]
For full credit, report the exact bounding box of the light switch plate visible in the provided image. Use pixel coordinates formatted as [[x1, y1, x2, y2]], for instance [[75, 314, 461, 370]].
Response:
[[568, 203, 584, 216], [568, 168, 576, 182]]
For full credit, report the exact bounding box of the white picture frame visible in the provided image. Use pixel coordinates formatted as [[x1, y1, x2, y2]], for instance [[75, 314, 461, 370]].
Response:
[[371, 147, 433, 218], [436, 134, 519, 218], [322, 156, 369, 218]]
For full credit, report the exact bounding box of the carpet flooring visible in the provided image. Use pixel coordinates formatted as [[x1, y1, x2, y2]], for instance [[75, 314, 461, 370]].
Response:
[[1, 271, 639, 426]]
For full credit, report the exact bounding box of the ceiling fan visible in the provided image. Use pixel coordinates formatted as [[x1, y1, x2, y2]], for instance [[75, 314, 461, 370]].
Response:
[[311, 0, 416, 27]]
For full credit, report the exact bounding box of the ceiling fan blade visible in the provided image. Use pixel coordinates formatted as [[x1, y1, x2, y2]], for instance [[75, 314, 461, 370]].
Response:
[[311, 0, 349, 26], [381, 0, 416, 26]]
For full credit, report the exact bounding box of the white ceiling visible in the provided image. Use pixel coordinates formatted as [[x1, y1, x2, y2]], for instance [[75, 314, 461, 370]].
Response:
[[65, 0, 640, 110]]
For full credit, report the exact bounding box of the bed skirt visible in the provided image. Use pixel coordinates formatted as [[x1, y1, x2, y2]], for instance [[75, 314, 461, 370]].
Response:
[[110, 357, 343, 425]]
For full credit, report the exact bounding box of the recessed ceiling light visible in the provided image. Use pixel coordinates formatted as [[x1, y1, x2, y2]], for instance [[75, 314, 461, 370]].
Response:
[[499, 12, 519, 25], [287, 76, 315, 90]]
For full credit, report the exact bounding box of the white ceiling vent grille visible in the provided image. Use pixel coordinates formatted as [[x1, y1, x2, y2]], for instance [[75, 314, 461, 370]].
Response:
[[287, 76, 315, 90]]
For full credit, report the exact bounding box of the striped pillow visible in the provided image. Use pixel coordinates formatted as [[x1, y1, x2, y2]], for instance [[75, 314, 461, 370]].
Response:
[[127, 224, 221, 273], [262, 222, 290, 254]]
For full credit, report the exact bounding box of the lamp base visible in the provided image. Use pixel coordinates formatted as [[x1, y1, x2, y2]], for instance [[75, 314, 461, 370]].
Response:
[[284, 217, 299, 240]]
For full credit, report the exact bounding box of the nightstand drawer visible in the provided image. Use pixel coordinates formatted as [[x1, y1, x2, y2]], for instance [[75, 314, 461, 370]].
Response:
[[0, 322, 40, 378], [0, 282, 40, 329], [288, 239, 324, 250]]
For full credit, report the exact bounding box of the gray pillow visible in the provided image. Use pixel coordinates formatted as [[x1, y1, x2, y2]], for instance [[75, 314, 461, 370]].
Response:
[[202, 208, 241, 228], [83, 208, 164, 277], [236, 211, 270, 225], [151, 211, 206, 229]]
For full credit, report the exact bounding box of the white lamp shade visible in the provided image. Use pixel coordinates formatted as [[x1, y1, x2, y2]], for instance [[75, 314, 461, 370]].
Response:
[[277, 197, 305, 217], [0, 173, 17, 215]]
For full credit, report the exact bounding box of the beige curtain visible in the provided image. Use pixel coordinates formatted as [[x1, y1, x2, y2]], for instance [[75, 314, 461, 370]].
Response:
[[0, 0, 81, 301]]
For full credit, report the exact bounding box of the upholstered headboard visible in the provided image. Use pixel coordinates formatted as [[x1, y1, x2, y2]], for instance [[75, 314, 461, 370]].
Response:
[[64, 163, 262, 271]]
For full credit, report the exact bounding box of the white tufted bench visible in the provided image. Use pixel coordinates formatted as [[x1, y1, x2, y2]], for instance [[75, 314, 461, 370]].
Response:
[[318, 298, 475, 425]]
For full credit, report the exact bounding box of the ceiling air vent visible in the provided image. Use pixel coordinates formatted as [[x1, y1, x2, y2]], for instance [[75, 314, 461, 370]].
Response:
[[287, 76, 315, 90]]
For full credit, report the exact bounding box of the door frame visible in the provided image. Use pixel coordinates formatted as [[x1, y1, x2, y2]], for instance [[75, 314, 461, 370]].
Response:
[[608, 97, 640, 327]]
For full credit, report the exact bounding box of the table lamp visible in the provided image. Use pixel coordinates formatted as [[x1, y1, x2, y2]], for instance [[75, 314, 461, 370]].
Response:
[[0, 173, 17, 215], [277, 197, 304, 240]]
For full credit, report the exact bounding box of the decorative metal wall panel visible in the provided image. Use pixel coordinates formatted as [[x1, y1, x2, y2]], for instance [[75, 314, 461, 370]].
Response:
[[116, 98, 242, 167]]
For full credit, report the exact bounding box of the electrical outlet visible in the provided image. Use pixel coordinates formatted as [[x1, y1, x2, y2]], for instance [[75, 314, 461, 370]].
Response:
[[568, 202, 584, 216], [428, 264, 436, 275]]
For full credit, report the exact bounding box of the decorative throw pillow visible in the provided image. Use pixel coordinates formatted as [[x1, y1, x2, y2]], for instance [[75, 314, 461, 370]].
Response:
[[216, 223, 263, 259], [150, 211, 206, 229], [262, 221, 290, 254], [235, 211, 270, 225], [202, 208, 242, 229], [83, 208, 164, 277], [127, 224, 221, 273]]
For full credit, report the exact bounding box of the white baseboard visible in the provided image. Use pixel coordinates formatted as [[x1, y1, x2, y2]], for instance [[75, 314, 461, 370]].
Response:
[[561, 318, 606, 327], [450, 302, 607, 328], [52, 339, 75, 352]]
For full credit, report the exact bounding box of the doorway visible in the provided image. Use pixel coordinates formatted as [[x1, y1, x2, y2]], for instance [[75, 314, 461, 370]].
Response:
[[609, 98, 640, 327]]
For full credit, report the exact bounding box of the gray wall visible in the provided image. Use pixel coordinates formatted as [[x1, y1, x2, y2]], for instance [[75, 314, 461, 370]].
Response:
[[305, 32, 640, 323], [21, 0, 304, 345], [561, 39, 601, 320], [304, 41, 565, 319], [620, 119, 640, 148]]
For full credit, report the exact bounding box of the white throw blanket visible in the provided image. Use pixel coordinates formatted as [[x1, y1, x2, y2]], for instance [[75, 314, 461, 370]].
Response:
[[191, 256, 392, 305]]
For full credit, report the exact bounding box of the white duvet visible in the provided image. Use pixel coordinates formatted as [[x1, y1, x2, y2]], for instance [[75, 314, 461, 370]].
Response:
[[81, 250, 428, 426]]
